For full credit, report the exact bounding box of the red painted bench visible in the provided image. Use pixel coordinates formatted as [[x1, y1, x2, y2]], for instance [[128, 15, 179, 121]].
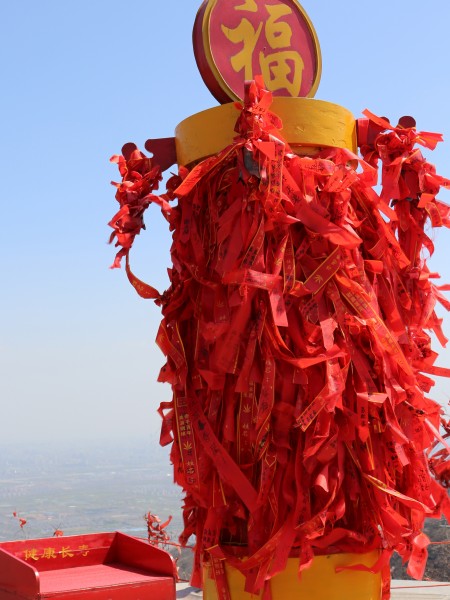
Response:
[[0, 532, 177, 600]]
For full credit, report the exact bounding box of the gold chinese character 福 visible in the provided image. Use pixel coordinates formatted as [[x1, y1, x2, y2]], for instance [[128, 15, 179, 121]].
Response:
[[222, 2, 304, 96]]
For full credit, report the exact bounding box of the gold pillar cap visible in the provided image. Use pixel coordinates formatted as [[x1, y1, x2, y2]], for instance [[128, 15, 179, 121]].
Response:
[[175, 98, 357, 166]]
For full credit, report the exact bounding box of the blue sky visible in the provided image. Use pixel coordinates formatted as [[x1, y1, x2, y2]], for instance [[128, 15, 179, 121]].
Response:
[[2, 1, 450, 445]]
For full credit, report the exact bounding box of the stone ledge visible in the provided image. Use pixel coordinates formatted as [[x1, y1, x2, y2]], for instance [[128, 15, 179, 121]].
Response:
[[176, 581, 450, 599]]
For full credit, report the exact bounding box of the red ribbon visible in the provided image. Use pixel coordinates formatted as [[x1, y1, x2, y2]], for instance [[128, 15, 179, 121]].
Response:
[[110, 80, 450, 596]]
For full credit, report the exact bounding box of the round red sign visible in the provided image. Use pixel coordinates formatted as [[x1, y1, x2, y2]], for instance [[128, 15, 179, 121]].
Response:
[[193, 0, 322, 104]]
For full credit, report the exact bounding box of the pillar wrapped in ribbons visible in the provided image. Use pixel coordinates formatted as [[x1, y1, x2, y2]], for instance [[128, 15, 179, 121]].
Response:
[[109, 80, 450, 600]]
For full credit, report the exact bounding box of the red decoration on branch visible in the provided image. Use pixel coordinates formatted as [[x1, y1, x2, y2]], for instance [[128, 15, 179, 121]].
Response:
[[145, 511, 173, 547], [12, 512, 27, 530], [53, 528, 64, 537], [110, 79, 450, 598]]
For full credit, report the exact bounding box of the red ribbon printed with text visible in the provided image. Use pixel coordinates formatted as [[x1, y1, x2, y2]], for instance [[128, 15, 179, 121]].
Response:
[[110, 79, 450, 599]]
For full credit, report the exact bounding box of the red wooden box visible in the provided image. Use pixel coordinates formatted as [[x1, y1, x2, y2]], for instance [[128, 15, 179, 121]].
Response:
[[0, 531, 177, 600]]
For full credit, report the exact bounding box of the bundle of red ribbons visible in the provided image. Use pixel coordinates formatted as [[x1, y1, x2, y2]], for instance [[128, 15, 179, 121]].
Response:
[[109, 79, 450, 598]]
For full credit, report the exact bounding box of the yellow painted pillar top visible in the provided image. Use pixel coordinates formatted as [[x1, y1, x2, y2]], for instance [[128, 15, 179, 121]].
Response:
[[175, 98, 357, 167]]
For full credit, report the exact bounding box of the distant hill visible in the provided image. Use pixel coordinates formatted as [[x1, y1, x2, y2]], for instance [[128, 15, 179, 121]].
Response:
[[391, 517, 449, 582]]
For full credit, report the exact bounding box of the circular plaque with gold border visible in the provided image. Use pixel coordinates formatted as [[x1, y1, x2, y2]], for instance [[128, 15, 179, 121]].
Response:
[[193, 0, 322, 104]]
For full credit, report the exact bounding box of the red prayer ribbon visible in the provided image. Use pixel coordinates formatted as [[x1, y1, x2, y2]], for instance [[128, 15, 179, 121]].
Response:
[[110, 79, 450, 596]]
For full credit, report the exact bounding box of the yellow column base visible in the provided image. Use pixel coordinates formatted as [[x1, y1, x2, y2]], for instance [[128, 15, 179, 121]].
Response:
[[203, 551, 382, 600]]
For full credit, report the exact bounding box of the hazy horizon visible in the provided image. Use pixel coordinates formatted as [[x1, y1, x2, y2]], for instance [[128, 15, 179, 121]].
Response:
[[2, 0, 450, 447]]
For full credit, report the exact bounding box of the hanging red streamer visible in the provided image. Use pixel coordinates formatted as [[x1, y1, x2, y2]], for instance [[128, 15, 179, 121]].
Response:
[[110, 79, 450, 598]]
